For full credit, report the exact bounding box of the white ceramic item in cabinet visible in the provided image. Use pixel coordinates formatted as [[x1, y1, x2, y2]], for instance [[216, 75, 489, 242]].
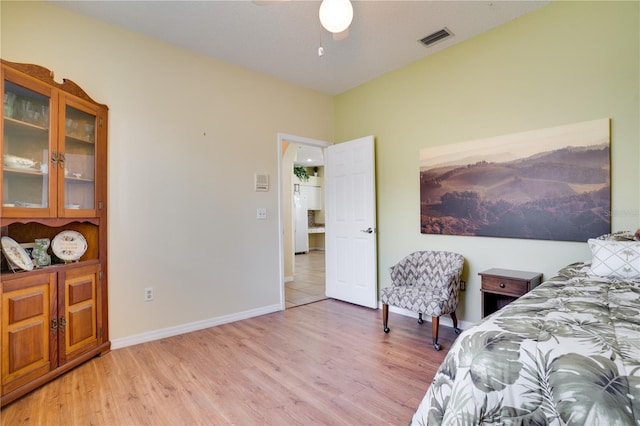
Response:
[[1, 236, 34, 271], [52, 230, 87, 262]]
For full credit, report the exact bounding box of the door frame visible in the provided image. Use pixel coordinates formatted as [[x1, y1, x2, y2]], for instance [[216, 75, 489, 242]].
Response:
[[277, 133, 330, 310]]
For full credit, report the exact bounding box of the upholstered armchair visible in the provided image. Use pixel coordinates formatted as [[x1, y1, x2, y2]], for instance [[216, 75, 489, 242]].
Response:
[[381, 251, 464, 350]]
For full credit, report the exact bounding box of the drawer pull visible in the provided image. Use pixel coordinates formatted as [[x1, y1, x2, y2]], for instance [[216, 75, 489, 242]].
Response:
[[499, 283, 506, 288]]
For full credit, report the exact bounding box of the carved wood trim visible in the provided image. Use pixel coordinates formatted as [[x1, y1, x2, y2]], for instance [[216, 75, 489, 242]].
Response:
[[1, 60, 107, 108]]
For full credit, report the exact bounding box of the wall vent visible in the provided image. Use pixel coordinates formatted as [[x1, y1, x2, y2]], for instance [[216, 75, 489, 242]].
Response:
[[419, 28, 453, 47]]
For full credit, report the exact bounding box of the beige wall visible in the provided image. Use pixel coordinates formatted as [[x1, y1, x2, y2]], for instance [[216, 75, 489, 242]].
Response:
[[2, 1, 638, 338], [335, 1, 640, 322], [1, 1, 333, 340]]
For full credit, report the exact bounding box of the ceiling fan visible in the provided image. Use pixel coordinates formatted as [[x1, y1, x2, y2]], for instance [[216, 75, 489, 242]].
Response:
[[253, 0, 353, 41]]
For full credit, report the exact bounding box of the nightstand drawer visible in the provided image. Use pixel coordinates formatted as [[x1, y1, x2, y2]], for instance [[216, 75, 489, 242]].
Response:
[[478, 268, 542, 318], [482, 276, 528, 296]]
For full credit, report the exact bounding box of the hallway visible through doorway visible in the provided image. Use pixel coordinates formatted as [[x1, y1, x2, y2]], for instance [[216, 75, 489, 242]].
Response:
[[285, 251, 326, 308]]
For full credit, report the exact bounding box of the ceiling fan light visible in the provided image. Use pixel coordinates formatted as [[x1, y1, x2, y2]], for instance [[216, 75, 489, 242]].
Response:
[[319, 0, 353, 34]]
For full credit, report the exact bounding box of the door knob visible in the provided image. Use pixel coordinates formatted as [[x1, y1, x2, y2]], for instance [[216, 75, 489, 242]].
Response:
[[360, 227, 374, 234]]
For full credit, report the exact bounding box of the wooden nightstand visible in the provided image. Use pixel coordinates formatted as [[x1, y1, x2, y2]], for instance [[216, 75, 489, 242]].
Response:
[[479, 268, 542, 318]]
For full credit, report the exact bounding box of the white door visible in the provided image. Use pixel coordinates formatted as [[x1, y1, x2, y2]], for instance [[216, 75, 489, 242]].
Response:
[[325, 136, 377, 309]]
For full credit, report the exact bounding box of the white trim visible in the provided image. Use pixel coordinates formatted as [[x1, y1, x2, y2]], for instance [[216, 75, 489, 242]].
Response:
[[277, 133, 331, 311], [111, 304, 281, 350], [381, 303, 476, 332]]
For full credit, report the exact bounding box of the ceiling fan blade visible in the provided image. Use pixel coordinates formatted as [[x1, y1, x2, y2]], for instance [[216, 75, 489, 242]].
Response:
[[252, 0, 291, 5], [332, 28, 349, 41]]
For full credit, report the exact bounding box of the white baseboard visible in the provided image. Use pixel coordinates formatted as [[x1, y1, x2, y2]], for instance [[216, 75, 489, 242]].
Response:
[[111, 304, 282, 350], [111, 301, 475, 350], [284, 275, 293, 283], [382, 303, 475, 332]]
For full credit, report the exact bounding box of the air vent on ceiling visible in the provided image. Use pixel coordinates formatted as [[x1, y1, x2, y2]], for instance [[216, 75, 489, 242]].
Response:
[[419, 28, 453, 48]]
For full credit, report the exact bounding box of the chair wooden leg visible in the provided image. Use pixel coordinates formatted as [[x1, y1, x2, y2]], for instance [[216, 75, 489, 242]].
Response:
[[432, 316, 441, 351], [451, 311, 462, 334], [382, 304, 390, 333]]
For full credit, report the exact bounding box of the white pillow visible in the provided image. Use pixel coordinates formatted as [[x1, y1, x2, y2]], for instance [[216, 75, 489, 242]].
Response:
[[588, 238, 640, 279]]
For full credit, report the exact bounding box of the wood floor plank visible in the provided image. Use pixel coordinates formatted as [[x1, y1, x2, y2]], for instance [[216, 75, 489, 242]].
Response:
[[1, 299, 459, 425]]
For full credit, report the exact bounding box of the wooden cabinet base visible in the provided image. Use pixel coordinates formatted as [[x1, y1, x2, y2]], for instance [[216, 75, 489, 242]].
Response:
[[1, 61, 109, 407], [1, 341, 110, 407]]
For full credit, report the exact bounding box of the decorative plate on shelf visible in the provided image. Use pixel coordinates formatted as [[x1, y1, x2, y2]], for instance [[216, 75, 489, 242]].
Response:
[[1, 236, 34, 271], [52, 230, 87, 262], [3, 154, 36, 170]]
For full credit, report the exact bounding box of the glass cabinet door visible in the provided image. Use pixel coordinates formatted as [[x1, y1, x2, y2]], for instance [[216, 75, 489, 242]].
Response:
[[59, 99, 97, 215], [2, 78, 55, 217]]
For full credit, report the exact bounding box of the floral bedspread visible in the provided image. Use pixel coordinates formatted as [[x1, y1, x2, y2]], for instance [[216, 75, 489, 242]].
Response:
[[411, 262, 640, 425]]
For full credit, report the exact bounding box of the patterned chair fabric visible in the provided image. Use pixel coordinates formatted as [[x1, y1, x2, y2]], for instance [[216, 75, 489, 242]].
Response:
[[380, 251, 464, 350]]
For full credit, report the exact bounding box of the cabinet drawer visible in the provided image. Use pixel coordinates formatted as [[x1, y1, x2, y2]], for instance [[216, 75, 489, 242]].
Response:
[[482, 276, 528, 296]]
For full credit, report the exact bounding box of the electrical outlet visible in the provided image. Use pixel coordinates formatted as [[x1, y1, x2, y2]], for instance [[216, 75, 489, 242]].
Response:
[[257, 207, 267, 220], [460, 280, 466, 291], [144, 287, 154, 301]]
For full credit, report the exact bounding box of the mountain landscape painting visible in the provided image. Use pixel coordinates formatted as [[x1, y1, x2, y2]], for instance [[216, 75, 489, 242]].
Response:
[[420, 119, 610, 242]]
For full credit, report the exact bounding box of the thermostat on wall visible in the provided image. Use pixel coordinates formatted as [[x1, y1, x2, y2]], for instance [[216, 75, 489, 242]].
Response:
[[255, 173, 269, 192]]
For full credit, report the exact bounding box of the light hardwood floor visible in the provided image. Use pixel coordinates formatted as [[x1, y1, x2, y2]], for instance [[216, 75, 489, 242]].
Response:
[[0, 299, 460, 425], [285, 251, 326, 308]]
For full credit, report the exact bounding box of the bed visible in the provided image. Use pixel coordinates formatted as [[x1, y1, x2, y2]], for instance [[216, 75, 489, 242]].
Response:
[[411, 233, 640, 425]]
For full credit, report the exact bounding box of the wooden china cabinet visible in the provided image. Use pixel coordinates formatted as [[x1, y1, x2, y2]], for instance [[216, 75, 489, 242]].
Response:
[[0, 60, 109, 406]]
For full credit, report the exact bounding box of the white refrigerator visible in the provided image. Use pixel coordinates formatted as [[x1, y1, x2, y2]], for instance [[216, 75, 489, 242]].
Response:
[[294, 187, 309, 253]]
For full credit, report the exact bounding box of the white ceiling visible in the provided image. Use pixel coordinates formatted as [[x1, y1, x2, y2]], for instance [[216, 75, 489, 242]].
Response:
[[51, 0, 550, 96]]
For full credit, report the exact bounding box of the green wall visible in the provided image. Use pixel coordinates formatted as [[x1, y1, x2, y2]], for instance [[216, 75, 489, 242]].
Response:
[[335, 1, 639, 322]]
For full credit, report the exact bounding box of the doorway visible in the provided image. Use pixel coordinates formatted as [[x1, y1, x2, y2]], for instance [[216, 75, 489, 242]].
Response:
[[278, 134, 330, 309], [285, 251, 326, 308]]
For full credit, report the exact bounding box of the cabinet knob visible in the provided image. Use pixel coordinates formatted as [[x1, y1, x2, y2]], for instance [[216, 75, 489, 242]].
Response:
[[499, 283, 506, 288], [51, 318, 58, 331]]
